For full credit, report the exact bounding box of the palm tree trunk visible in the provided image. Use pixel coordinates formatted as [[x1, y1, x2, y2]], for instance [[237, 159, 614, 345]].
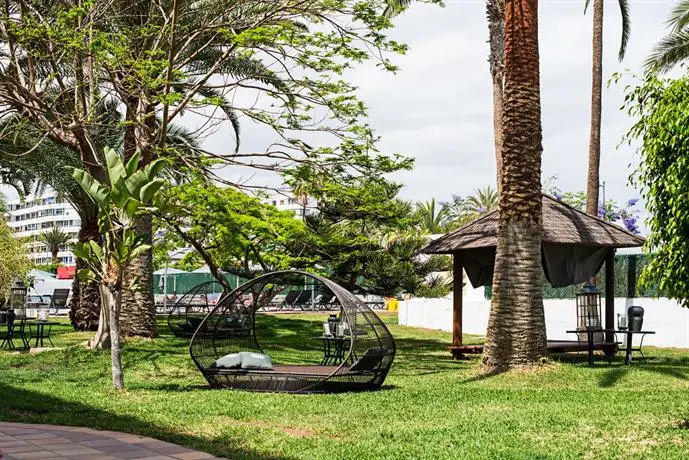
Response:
[[119, 212, 157, 338], [586, 0, 604, 216], [483, 0, 547, 370], [487, 0, 505, 192], [119, 98, 157, 338], [70, 214, 101, 331]]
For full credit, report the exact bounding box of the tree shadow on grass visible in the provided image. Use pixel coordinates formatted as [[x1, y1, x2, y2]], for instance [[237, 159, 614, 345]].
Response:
[[596, 356, 689, 387], [0, 382, 293, 460]]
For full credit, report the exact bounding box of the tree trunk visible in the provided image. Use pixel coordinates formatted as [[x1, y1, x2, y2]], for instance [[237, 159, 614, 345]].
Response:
[[586, 0, 604, 216], [90, 285, 111, 349], [119, 213, 157, 337], [70, 214, 101, 331], [102, 284, 124, 389], [119, 98, 157, 338], [487, 0, 505, 192], [483, 0, 546, 370]]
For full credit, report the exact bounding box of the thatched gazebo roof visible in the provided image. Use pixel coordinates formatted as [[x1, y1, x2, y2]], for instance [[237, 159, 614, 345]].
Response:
[[424, 195, 645, 254], [423, 195, 645, 289]]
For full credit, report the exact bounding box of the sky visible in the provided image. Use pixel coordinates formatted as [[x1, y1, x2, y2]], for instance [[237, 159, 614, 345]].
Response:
[[356, 0, 675, 205], [1, 0, 677, 210]]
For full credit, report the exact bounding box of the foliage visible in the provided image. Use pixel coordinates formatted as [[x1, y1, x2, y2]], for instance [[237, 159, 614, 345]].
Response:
[[413, 199, 450, 234], [2, 315, 689, 458], [0, 0, 415, 332], [466, 185, 499, 215], [39, 227, 72, 262], [411, 186, 499, 235], [294, 176, 422, 295], [71, 147, 166, 388], [34, 263, 61, 275], [645, 0, 689, 73], [544, 181, 641, 234], [0, 220, 32, 307], [156, 176, 310, 284], [624, 73, 689, 306], [584, 0, 631, 62]]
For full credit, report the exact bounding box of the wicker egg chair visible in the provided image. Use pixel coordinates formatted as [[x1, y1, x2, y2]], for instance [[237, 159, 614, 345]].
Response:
[[167, 281, 228, 338], [189, 271, 396, 393]]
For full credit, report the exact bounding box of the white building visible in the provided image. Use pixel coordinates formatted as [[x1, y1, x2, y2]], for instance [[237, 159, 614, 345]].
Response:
[[262, 191, 318, 219], [5, 191, 80, 265]]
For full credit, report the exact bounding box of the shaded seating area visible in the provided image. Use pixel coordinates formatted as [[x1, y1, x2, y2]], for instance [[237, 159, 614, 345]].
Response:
[[423, 194, 646, 360], [189, 271, 395, 393], [167, 281, 228, 338]]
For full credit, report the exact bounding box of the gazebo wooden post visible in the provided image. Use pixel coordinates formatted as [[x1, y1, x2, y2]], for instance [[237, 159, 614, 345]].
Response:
[[451, 252, 464, 359], [605, 248, 615, 344]]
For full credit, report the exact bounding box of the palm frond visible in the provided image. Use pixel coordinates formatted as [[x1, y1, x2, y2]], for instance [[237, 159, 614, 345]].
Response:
[[617, 0, 631, 61], [191, 83, 241, 153], [667, 0, 689, 33], [645, 29, 689, 74]]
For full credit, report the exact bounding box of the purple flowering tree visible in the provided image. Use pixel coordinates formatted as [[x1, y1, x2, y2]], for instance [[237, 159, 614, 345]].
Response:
[[543, 181, 641, 234]]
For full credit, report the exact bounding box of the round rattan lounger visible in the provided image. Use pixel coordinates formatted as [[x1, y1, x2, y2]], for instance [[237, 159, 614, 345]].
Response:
[[188, 271, 395, 393]]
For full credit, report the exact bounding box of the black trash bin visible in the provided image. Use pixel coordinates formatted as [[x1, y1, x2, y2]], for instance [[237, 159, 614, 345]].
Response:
[[628, 306, 644, 332]]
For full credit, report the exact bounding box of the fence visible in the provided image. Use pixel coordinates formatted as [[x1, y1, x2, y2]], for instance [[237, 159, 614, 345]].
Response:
[[152, 273, 245, 295]]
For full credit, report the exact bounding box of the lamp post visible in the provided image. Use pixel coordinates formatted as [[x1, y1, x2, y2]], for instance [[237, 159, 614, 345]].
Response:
[[10, 279, 27, 319]]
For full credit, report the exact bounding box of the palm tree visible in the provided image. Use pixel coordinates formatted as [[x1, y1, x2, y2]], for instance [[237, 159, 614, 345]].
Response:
[[466, 186, 499, 215], [39, 227, 72, 263], [585, 0, 630, 215], [483, 0, 547, 369], [645, 0, 689, 73], [487, 0, 505, 190], [415, 199, 449, 234], [0, 106, 205, 334]]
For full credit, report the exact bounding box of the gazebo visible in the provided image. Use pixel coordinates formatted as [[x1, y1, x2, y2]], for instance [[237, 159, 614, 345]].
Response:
[[423, 194, 645, 358]]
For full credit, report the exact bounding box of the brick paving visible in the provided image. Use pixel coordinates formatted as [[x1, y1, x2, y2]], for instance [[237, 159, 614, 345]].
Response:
[[0, 422, 222, 460]]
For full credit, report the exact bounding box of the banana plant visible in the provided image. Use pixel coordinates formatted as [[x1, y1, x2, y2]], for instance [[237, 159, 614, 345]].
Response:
[[70, 147, 166, 389]]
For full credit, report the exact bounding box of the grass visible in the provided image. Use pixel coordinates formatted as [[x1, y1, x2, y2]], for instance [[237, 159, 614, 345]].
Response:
[[2, 312, 689, 459]]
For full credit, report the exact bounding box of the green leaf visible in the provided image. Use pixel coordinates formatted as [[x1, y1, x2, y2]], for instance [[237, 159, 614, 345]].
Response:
[[109, 177, 131, 208], [129, 244, 151, 260], [77, 268, 96, 283], [139, 179, 165, 204], [123, 197, 142, 218], [104, 147, 127, 185], [71, 168, 108, 205], [88, 240, 104, 262], [143, 159, 167, 182], [125, 151, 141, 177], [124, 170, 149, 198]]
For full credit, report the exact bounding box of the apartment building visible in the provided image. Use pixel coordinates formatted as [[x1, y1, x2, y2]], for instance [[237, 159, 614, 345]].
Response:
[[263, 191, 318, 219], [5, 191, 80, 265]]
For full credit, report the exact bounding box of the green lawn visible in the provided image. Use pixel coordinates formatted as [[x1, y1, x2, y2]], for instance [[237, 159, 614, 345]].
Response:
[[2, 313, 689, 459]]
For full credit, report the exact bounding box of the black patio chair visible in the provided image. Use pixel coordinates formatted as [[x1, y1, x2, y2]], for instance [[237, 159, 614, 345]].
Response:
[[282, 290, 302, 310], [50, 289, 70, 315]]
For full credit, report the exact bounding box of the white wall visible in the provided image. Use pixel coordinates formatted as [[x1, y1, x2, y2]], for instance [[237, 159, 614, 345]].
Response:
[[399, 288, 689, 349]]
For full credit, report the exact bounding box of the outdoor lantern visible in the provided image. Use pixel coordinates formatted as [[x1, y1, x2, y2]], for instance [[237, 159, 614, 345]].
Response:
[[10, 279, 27, 318], [576, 282, 602, 330]]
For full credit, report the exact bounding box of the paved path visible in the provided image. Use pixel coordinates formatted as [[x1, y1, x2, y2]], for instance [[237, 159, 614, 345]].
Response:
[[0, 422, 222, 460]]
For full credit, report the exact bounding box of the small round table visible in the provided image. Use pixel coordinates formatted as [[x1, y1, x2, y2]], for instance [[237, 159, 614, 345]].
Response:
[[615, 329, 655, 365], [29, 320, 60, 347], [319, 336, 349, 365]]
